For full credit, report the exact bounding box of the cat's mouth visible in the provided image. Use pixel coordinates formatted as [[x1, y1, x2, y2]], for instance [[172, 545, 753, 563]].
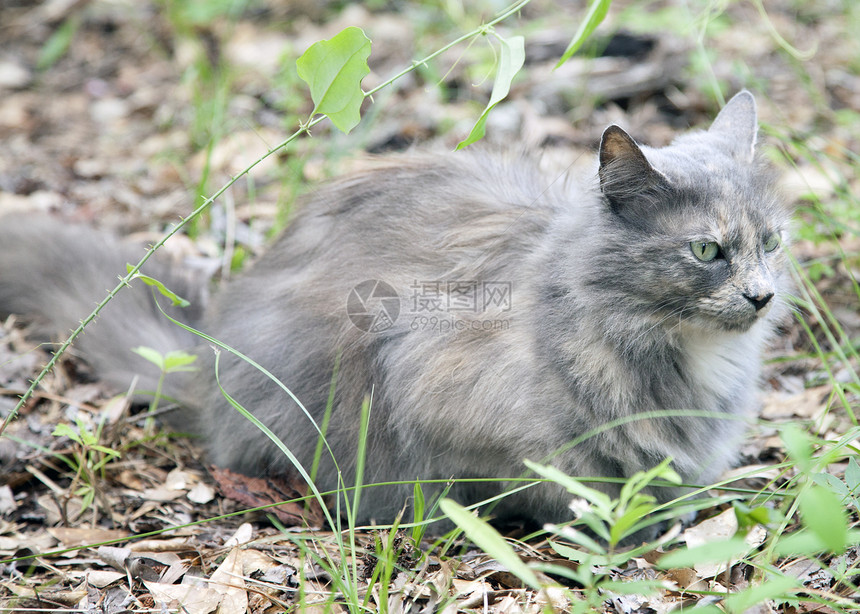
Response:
[[712, 306, 772, 333], [719, 316, 760, 333], [678, 302, 771, 334], [673, 289, 777, 334]]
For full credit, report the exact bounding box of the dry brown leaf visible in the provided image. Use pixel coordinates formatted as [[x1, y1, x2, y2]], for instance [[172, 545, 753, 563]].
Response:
[[129, 537, 196, 552], [224, 522, 254, 547], [238, 548, 278, 577], [0, 530, 57, 554], [165, 467, 197, 491], [97, 545, 133, 570], [2, 582, 87, 606], [665, 567, 708, 592], [115, 468, 145, 490], [208, 547, 248, 614], [47, 526, 129, 548], [84, 570, 125, 588], [143, 581, 222, 614], [760, 387, 831, 420], [126, 552, 185, 582], [188, 481, 216, 504], [681, 508, 738, 579], [781, 557, 834, 590], [135, 486, 185, 502], [127, 500, 161, 521], [493, 593, 525, 613], [210, 465, 325, 528], [36, 493, 82, 525], [681, 509, 767, 580], [457, 582, 496, 609], [535, 585, 570, 610], [0, 485, 16, 515]]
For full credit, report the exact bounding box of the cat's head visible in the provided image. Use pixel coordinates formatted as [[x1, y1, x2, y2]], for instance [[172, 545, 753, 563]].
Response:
[[594, 91, 791, 334]]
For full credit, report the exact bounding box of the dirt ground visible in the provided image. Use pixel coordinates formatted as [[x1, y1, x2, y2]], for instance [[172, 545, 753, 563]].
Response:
[[1, 0, 859, 612]]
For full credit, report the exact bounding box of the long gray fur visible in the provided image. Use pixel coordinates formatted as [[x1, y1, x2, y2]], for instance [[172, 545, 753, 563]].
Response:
[[0, 92, 791, 527]]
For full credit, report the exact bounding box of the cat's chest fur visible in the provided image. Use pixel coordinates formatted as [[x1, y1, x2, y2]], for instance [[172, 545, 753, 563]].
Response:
[[680, 326, 766, 399], [521, 317, 766, 496]]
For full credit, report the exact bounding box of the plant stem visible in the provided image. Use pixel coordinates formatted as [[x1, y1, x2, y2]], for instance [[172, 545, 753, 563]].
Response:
[[145, 371, 167, 434]]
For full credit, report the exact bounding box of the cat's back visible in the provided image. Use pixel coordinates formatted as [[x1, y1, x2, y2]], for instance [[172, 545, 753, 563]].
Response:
[[275, 150, 567, 273], [215, 149, 578, 324]]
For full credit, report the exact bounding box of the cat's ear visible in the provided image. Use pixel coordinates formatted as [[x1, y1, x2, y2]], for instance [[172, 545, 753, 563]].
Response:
[[708, 90, 758, 162], [599, 125, 668, 212]]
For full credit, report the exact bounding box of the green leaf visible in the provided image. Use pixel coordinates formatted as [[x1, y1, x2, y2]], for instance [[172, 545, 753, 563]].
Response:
[[657, 537, 750, 569], [132, 346, 165, 371], [724, 573, 797, 613], [531, 562, 586, 585], [89, 444, 121, 458], [440, 498, 542, 590], [551, 536, 606, 560], [456, 34, 525, 149], [797, 484, 848, 553], [411, 481, 426, 544], [296, 26, 371, 133], [598, 580, 665, 595], [619, 458, 681, 507], [733, 501, 784, 530], [780, 423, 812, 473], [80, 488, 95, 512], [555, 0, 612, 68], [52, 423, 82, 445], [37, 16, 81, 70], [812, 472, 849, 497], [162, 350, 198, 374], [524, 460, 613, 512], [126, 265, 190, 307], [610, 501, 656, 546], [772, 529, 827, 556], [76, 421, 98, 446], [846, 457, 860, 491], [773, 529, 860, 556]]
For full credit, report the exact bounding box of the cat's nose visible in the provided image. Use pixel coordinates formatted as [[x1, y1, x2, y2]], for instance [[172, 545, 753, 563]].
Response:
[[744, 292, 774, 311]]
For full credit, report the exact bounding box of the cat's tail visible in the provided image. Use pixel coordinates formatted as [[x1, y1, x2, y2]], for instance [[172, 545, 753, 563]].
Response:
[[0, 215, 206, 402]]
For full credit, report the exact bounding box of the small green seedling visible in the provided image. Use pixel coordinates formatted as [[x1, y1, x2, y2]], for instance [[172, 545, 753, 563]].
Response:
[[131, 346, 198, 432]]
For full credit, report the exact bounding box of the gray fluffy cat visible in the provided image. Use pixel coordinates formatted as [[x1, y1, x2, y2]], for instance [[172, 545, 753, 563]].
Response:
[[0, 91, 790, 528]]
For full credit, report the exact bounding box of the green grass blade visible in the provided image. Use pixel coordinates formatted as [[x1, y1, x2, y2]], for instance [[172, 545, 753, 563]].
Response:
[[311, 357, 339, 484], [126, 266, 191, 307], [37, 16, 81, 70], [723, 573, 798, 613], [439, 498, 542, 590], [456, 33, 524, 149], [657, 537, 749, 569], [212, 351, 336, 530], [555, 0, 612, 68]]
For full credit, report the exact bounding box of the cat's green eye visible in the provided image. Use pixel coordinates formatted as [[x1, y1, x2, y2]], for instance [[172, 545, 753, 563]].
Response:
[[690, 241, 720, 262], [764, 232, 781, 252]]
